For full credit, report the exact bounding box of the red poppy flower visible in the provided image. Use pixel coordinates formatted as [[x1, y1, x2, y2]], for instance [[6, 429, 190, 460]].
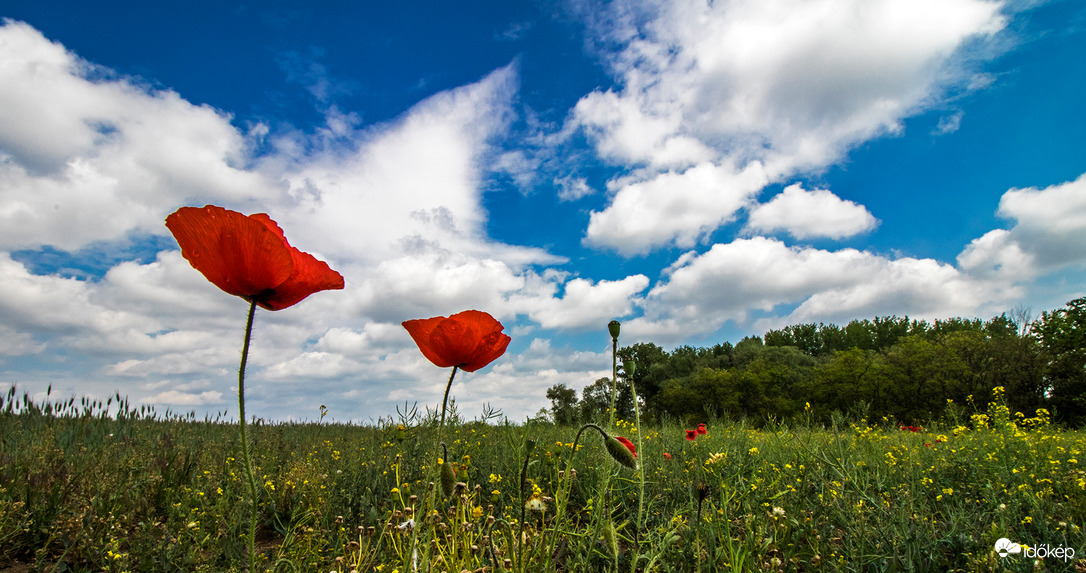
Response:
[[402, 310, 511, 372], [166, 205, 344, 310], [685, 429, 697, 441], [663, 452, 671, 460], [614, 436, 637, 459], [696, 423, 707, 435]]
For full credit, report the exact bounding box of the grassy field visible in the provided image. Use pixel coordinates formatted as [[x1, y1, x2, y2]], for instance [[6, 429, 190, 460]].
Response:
[[1, 386, 1083, 572]]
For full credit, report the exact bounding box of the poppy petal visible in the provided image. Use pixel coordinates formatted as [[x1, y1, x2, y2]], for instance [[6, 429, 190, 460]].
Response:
[[402, 317, 458, 367], [166, 206, 293, 298], [429, 316, 485, 368], [255, 248, 346, 310], [461, 328, 512, 372], [247, 214, 344, 310], [614, 436, 637, 458]]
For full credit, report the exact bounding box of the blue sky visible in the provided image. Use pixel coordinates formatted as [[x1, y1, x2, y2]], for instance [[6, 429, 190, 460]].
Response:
[[1, 0, 1084, 422]]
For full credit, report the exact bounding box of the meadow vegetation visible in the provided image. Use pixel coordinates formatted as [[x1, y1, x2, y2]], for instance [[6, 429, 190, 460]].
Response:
[[1, 385, 1083, 572]]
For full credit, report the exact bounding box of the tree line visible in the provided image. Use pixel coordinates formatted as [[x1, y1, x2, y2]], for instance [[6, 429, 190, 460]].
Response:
[[546, 297, 1086, 427]]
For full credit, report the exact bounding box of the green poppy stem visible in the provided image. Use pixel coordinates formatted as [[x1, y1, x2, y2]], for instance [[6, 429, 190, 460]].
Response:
[[439, 365, 459, 429], [237, 300, 259, 573], [609, 336, 617, 428], [630, 375, 646, 573]]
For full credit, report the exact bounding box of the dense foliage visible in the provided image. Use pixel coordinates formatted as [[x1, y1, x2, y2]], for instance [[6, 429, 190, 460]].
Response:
[[548, 298, 1086, 427]]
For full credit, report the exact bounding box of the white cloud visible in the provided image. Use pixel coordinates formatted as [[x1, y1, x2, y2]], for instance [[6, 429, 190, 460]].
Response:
[[629, 236, 1015, 343], [571, 0, 1006, 254], [580, 0, 1005, 171], [745, 183, 879, 240], [585, 161, 769, 254], [265, 64, 535, 267], [555, 175, 595, 201], [264, 352, 367, 380], [0, 324, 44, 356], [0, 20, 270, 251], [528, 275, 649, 330], [958, 171, 1086, 276], [140, 389, 225, 406]]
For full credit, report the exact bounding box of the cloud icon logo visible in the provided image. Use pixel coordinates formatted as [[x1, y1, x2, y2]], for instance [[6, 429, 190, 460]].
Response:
[[994, 538, 1022, 557]]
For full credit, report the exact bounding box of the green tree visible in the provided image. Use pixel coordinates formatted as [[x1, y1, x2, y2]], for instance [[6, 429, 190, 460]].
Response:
[[580, 377, 633, 423], [545, 384, 579, 426], [814, 348, 887, 418], [1032, 298, 1086, 424], [619, 342, 670, 413], [656, 367, 742, 422]]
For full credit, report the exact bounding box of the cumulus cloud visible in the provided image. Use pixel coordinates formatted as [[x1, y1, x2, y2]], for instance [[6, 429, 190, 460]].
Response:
[[140, 389, 225, 407], [0, 20, 270, 251], [745, 183, 879, 240], [585, 161, 769, 254], [528, 275, 650, 330], [626, 237, 1015, 343], [959, 172, 1086, 277], [571, 0, 1006, 253]]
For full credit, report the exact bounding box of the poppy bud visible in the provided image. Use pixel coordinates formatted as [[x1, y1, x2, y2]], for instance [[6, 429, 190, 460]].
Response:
[[604, 435, 638, 470], [440, 459, 457, 498], [601, 519, 618, 558], [608, 320, 621, 341]]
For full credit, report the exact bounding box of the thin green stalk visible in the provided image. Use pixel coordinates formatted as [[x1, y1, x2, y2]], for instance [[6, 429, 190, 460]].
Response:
[[629, 374, 645, 573], [410, 365, 460, 571], [237, 300, 259, 573], [609, 336, 618, 429], [546, 423, 605, 566], [518, 441, 532, 573], [439, 366, 459, 429]]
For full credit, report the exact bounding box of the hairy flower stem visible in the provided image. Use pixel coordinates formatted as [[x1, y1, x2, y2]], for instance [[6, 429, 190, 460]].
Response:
[[517, 441, 532, 573], [237, 300, 260, 573], [545, 423, 609, 568], [630, 376, 645, 573], [609, 338, 618, 429], [411, 366, 460, 570], [439, 365, 459, 429]]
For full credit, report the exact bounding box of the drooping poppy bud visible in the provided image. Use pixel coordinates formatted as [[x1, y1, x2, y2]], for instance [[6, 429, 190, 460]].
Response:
[[605, 435, 638, 470]]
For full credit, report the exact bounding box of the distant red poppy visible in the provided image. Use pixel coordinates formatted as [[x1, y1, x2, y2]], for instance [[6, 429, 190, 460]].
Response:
[[696, 423, 707, 435], [685, 429, 697, 441], [166, 205, 344, 310], [402, 310, 511, 372], [663, 452, 671, 460], [614, 436, 637, 459]]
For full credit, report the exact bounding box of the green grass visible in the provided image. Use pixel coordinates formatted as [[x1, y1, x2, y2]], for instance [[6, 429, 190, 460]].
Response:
[[1, 387, 1083, 572]]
